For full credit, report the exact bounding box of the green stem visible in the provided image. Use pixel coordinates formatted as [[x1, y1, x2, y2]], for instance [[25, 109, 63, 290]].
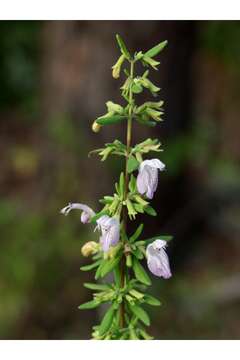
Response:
[[119, 60, 134, 328]]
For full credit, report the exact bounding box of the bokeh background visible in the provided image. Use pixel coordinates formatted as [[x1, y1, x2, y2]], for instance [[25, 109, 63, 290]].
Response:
[[0, 20, 240, 340]]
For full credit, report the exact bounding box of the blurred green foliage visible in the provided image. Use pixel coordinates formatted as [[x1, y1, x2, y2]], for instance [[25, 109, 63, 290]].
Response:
[[0, 21, 41, 114], [201, 21, 240, 69]]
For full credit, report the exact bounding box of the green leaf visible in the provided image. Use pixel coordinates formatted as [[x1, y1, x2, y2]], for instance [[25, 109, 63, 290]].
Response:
[[128, 174, 137, 192], [113, 266, 121, 288], [119, 172, 125, 197], [136, 116, 156, 127], [132, 138, 162, 154], [106, 101, 123, 114], [96, 115, 126, 125], [80, 260, 101, 271], [116, 34, 131, 60], [144, 294, 161, 306], [132, 257, 151, 286], [144, 40, 168, 58], [90, 211, 109, 224], [126, 199, 138, 220], [129, 327, 139, 339], [129, 304, 150, 326], [139, 101, 164, 112], [130, 223, 144, 243], [139, 329, 154, 340], [129, 289, 144, 300], [98, 305, 116, 336], [132, 82, 143, 94], [84, 283, 110, 291], [144, 205, 157, 216], [133, 203, 144, 214], [127, 155, 139, 173], [140, 78, 160, 95], [142, 56, 160, 70], [100, 255, 122, 278], [78, 299, 100, 310], [95, 260, 105, 280], [132, 247, 144, 260]]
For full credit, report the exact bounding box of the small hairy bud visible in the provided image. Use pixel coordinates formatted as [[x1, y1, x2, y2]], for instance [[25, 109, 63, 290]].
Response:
[[92, 121, 101, 133], [81, 241, 99, 257]]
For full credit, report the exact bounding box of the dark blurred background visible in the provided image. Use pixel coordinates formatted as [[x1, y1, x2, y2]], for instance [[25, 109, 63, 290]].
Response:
[[0, 20, 240, 339]]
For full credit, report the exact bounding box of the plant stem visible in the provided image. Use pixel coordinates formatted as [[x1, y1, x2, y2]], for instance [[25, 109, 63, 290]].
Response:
[[119, 60, 134, 328]]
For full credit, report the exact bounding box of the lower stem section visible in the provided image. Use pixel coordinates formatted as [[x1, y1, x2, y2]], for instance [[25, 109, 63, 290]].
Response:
[[119, 256, 125, 328]]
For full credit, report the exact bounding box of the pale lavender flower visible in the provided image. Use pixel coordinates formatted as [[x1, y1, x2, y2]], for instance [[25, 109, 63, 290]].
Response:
[[60, 203, 95, 224], [137, 159, 165, 199], [96, 215, 120, 252], [146, 239, 172, 279]]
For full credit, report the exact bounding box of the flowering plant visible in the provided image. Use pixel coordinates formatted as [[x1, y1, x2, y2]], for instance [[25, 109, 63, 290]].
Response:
[[61, 34, 172, 340]]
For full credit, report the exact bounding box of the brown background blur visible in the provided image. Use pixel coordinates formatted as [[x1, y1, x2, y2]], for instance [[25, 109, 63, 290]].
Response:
[[0, 20, 240, 339]]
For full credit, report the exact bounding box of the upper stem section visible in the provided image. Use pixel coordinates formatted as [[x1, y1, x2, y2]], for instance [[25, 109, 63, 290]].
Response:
[[124, 61, 135, 203]]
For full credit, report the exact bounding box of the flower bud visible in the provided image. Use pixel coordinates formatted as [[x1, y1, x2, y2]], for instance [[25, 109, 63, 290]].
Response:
[[92, 121, 101, 133], [81, 241, 99, 257], [111, 54, 125, 79]]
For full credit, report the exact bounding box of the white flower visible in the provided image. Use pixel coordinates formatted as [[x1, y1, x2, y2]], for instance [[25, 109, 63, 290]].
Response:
[[137, 159, 165, 199], [96, 215, 120, 252], [60, 203, 95, 224], [146, 239, 172, 279]]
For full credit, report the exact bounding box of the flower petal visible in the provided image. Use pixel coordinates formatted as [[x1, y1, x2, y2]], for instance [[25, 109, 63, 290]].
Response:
[[137, 159, 165, 199], [97, 215, 120, 252], [146, 239, 172, 279], [137, 169, 149, 195], [140, 159, 165, 172], [60, 203, 95, 223]]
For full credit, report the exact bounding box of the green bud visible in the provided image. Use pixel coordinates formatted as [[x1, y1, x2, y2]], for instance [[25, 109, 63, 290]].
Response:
[[112, 54, 125, 79], [126, 199, 137, 220], [126, 254, 132, 267]]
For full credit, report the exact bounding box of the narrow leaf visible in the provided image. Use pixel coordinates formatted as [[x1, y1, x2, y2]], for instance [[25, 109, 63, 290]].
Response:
[[129, 304, 150, 326], [144, 40, 168, 58], [96, 115, 126, 125], [130, 223, 144, 243], [98, 305, 116, 336], [116, 34, 131, 60], [144, 294, 161, 306], [78, 299, 100, 310], [132, 257, 151, 286], [113, 266, 121, 288], [95, 260, 105, 280], [84, 283, 110, 291], [144, 205, 157, 216], [100, 255, 121, 278], [127, 155, 139, 173], [80, 260, 101, 271]]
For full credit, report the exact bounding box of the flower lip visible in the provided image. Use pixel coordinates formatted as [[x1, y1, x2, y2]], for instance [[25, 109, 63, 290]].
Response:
[[139, 158, 166, 172], [60, 203, 95, 223], [152, 239, 167, 251], [137, 158, 166, 199], [146, 238, 172, 279], [96, 215, 120, 252]]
